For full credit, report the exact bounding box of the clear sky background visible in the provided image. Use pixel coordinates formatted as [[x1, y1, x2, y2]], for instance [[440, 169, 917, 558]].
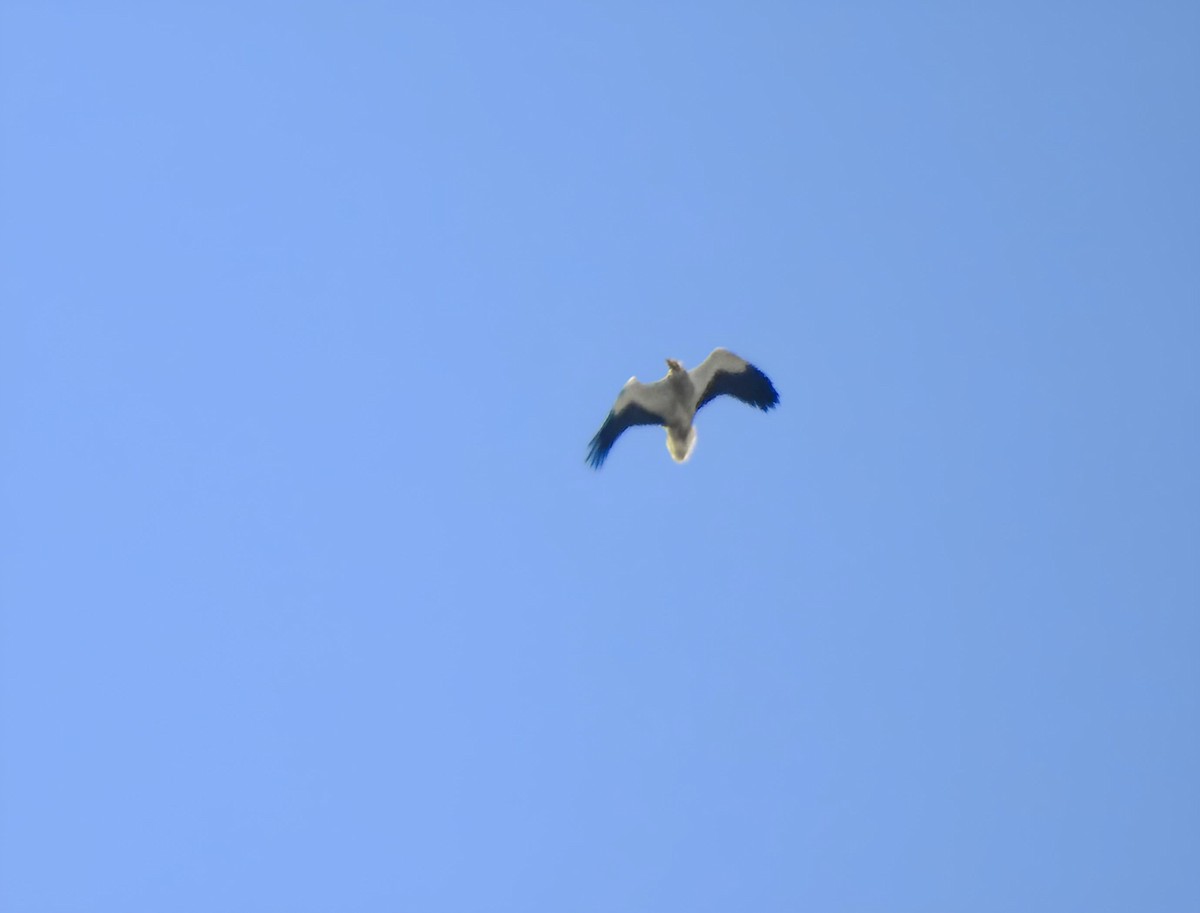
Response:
[[2, 3, 1198, 910]]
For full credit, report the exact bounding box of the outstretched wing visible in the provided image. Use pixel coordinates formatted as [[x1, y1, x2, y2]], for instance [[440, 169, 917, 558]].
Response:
[[690, 348, 780, 413], [587, 379, 674, 469]]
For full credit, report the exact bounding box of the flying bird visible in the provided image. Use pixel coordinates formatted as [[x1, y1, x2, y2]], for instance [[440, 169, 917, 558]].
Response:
[[587, 348, 779, 469]]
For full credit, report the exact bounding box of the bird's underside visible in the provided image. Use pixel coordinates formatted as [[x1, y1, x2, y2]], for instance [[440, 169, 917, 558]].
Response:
[[586, 348, 779, 469]]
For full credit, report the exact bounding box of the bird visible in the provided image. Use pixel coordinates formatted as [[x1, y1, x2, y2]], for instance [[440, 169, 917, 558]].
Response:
[[587, 348, 779, 469]]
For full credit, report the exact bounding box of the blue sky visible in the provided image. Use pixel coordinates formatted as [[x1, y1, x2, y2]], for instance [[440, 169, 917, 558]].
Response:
[[2, 2, 1198, 910]]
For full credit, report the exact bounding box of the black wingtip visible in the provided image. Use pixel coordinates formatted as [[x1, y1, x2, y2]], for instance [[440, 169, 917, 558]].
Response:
[[585, 442, 606, 470], [752, 369, 780, 411], [586, 416, 612, 470]]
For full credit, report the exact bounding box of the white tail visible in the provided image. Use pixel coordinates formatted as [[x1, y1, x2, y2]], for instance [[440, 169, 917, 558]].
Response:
[[665, 426, 697, 463]]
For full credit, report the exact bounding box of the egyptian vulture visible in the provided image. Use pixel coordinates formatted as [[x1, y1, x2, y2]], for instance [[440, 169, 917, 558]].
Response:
[[587, 348, 779, 468]]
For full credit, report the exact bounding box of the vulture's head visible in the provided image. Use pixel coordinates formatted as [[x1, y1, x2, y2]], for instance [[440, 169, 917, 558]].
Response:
[[665, 358, 685, 374]]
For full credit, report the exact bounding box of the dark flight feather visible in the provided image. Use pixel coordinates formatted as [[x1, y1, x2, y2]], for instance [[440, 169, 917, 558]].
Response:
[[586, 402, 664, 469], [696, 362, 780, 412]]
